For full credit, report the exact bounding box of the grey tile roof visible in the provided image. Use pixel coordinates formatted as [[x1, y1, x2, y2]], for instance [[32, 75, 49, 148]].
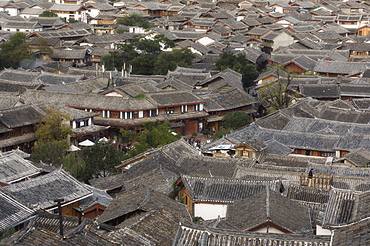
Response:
[[322, 188, 370, 226], [30, 29, 92, 39], [0, 69, 40, 82], [97, 185, 190, 224], [227, 124, 341, 152], [20, 90, 157, 111], [123, 167, 177, 195], [263, 139, 293, 155], [0, 104, 46, 129], [172, 223, 331, 245], [146, 90, 204, 106], [0, 152, 40, 184], [78, 185, 112, 211], [181, 174, 281, 203], [3, 169, 93, 210], [282, 117, 370, 136], [330, 217, 370, 246], [306, 163, 370, 178], [335, 148, 370, 167], [314, 60, 370, 75], [117, 138, 198, 177], [287, 185, 330, 204], [226, 189, 312, 233], [255, 111, 291, 130], [287, 55, 317, 71], [0, 79, 41, 93], [176, 155, 254, 178], [52, 47, 88, 59], [199, 88, 257, 112], [0, 94, 22, 110], [31, 211, 80, 234], [88, 172, 125, 192], [0, 189, 34, 232], [340, 84, 370, 97], [1, 217, 116, 245], [113, 205, 190, 245]]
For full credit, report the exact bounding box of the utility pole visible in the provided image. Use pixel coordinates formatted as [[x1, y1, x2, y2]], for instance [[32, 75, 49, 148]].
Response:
[[54, 198, 64, 237]]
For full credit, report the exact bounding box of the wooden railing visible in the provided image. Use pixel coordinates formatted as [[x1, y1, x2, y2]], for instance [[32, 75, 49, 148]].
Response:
[[299, 173, 333, 189]]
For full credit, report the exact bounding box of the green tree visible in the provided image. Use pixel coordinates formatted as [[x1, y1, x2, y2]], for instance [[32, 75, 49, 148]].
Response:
[[116, 13, 154, 30], [121, 121, 180, 157], [34, 107, 72, 143], [81, 141, 125, 178], [62, 152, 89, 182], [62, 141, 127, 182], [110, 34, 174, 74], [31, 140, 70, 166], [39, 11, 58, 17], [115, 26, 128, 34], [216, 51, 259, 88], [212, 127, 232, 140], [0, 32, 31, 69], [153, 48, 196, 74], [101, 50, 126, 70], [38, 38, 53, 57], [212, 111, 251, 140], [30, 108, 72, 166], [222, 111, 251, 129], [258, 64, 299, 114]]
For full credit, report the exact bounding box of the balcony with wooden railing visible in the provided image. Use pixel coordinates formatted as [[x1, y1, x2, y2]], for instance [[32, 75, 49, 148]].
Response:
[[299, 173, 333, 189]]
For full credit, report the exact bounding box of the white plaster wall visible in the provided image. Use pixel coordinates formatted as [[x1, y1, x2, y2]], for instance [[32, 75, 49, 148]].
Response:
[[87, 8, 100, 18], [254, 226, 285, 234], [194, 203, 227, 220], [196, 36, 215, 46], [316, 224, 332, 235], [104, 91, 124, 97], [4, 8, 19, 16], [272, 6, 283, 13], [272, 33, 294, 50]]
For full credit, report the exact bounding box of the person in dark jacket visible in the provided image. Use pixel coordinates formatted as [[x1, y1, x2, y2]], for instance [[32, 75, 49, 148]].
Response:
[[308, 169, 314, 186]]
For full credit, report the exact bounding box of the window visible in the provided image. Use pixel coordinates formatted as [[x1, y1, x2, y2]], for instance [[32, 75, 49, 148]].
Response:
[[149, 109, 157, 117], [166, 107, 175, 114], [181, 105, 188, 113], [124, 112, 133, 119], [322, 152, 335, 157]]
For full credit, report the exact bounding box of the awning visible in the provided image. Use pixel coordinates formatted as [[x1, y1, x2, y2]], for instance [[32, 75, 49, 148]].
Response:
[[69, 145, 81, 151], [79, 139, 95, 146]]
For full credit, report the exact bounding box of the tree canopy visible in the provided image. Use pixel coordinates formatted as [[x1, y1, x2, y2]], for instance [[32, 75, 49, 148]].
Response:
[[120, 121, 180, 157], [101, 35, 190, 75], [153, 48, 195, 75], [212, 111, 251, 139], [258, 64, 300, 114], [63, 141, 127, 182], [222, 111, 251, 129], [0, 32, 31, 69], [39, 11, 58, 17], [30, 108, 72, 165], [34, 108, 72, 143], [116, 13, 154, 30], [216, 51, 259, 88]]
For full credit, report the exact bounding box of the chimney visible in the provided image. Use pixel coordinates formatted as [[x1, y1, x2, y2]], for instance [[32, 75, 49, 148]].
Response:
[[54, 198, 64, 237]]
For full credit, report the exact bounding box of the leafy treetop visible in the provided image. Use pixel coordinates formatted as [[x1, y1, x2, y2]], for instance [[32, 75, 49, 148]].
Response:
[[39, 11, 58, 17], [120, 121, 180, 157], [116, 13, 154, 30], [34, 107, 72, 143], [216, 51, 259, 89], [0, 32, 31, 69]]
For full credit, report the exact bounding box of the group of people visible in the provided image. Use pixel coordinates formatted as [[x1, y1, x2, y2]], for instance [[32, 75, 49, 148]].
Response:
[[187, 138, 202, 149]]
